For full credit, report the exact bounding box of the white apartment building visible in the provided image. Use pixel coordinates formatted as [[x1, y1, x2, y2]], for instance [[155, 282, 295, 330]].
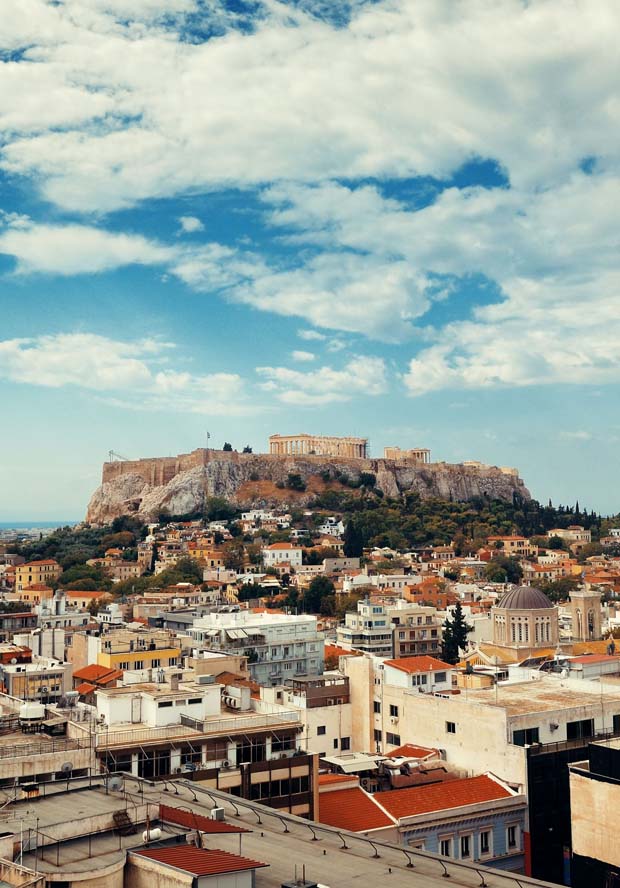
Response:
[[189, 610, 324, 684], [337, 599, 440, 658], [257, 674, 353, 758], [262, 542, 303, 569]]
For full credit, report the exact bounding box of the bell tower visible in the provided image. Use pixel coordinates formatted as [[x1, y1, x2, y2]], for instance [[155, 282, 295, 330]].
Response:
[[569, 588, 602, 642]]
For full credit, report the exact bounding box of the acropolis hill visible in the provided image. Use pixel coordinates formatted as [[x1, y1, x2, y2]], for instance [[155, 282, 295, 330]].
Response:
[[85, 436, 531, 524]]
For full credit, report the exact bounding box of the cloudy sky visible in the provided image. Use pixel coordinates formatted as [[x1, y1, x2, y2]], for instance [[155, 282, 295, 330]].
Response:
[[1, 0, 619, 520]]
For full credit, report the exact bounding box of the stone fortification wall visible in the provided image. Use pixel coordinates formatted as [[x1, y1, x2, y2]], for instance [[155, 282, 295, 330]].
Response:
[[87, 448, 532, 524]]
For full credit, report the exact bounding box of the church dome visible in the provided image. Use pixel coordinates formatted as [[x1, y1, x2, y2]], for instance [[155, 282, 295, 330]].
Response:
[[497, 585, 554, 610]]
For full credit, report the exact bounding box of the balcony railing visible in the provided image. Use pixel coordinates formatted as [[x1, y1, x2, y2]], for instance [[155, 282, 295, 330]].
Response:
[[0, 737, 89, 759]]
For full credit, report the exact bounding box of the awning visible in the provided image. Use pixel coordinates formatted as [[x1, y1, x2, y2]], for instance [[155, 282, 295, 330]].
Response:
[[226, 628, 249, 640]]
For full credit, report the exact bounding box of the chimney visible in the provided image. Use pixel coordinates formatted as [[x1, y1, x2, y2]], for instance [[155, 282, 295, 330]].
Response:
[[170, 674, 179, 691]]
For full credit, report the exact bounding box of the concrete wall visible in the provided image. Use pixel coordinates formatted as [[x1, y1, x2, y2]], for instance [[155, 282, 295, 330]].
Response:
[[570, 770, 620, 868]]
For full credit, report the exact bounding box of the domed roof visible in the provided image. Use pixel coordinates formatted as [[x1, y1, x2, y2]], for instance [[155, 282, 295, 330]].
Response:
[[496, 585, 554, 610]]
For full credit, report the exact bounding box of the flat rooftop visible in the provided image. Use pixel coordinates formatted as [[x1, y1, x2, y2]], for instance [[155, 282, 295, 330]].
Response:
[[457, 676, 620, 716], [0, 779, 558, 888]]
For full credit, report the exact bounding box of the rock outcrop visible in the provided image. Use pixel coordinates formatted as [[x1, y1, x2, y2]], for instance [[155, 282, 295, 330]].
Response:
[[85, 449, 531, 524]]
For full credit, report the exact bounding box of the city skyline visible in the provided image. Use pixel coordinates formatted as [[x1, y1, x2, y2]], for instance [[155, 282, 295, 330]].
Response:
[[1, 0, 619, 519]]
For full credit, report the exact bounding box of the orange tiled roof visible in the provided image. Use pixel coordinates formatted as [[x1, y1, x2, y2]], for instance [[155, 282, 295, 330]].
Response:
[[387, 743, 439, 760], [266, 542, 298, 550], [376, 775, 512, 819], [384, 655, 452, 674], [318, 773, 357, 786], [22, 560, 59, 567], [318, 786, 394, 832], [76, 681, 97, 695], [23, 584, 53, 591], [325, 644, 361, 660], [73, 664, 123, 683], [133, 846, 267, 876]]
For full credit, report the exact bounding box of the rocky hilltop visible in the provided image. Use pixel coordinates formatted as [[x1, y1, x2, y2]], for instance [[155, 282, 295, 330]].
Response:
[[85, 448, 531, 524]]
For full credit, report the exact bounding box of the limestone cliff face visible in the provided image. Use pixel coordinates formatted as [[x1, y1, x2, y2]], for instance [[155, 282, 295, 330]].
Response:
[[85, 450, 531, 524]]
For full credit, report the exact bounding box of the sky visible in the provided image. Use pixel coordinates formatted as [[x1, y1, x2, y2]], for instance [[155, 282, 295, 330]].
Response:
[[1, 0, 619, 520]]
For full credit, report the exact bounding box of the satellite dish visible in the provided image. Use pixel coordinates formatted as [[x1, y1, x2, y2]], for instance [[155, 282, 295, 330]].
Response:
[[10, 659, 17, 665], [108, 776, 124, 792], [61, 762, 73, 773]]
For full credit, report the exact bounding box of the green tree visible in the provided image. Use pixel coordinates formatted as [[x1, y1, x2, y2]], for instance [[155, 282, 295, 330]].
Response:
[[484, 555, 523, 584], [441, 601, 472, 664], [286, 473, 306, 492], [223, 442, 233, 451], [242, 445, 253, 453], [343, 520, 364, 557], [303, 576, 335, 613]]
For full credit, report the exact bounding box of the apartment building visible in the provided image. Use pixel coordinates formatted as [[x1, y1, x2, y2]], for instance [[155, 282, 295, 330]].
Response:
[[337, 599, 442, 659], [14, 559, 62, 593], [189, 611, 324, 684], [95, 673, 317, 817]]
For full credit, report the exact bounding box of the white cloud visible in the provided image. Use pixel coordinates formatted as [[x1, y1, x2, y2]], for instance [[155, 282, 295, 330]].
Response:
[[234, 252, 430, 341], [298, 329, 326, 342], [559, 431, 593, 441], [291, 350, 315, 362], [178, 215, 204, 233], [0, 333, 255, 415], [256, 355, 388, 405], [2, 0, 620, 211], [0, 219, 174, 275]]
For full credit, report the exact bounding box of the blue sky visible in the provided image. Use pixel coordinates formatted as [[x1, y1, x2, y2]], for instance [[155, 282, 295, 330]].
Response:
[[1, 0, 619, 520]]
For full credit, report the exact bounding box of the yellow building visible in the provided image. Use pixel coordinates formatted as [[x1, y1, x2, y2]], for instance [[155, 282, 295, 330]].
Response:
[[15, 559, 62, 593], [97, 629, 181, 672]]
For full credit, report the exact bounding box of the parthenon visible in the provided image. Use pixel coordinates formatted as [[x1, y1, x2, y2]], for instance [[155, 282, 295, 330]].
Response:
[[269, 434, 368, 458]]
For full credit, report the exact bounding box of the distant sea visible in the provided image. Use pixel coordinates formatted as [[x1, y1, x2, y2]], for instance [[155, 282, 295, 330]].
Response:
[[0, 521, 77, 530]]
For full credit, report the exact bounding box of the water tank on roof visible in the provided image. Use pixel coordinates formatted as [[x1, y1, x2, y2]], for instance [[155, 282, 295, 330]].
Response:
[[19, 702, 45, 721]]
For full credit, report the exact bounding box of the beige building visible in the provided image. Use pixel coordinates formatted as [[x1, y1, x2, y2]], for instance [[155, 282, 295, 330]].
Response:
[[269, 433, 368, 458], [384, 446, 431, 463], [568, 589, 603, 642], [15, 559, 62, 593], [342, 652, 620, 790], [569, 738, 620, 887]]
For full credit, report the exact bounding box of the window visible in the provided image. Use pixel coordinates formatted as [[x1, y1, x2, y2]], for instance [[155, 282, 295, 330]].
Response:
[[341, 737, 351, 751], [386, 732, 401, 746], [512, 727, 539, 747], [158, 701, 173, 708], [439, 837, 452, 858], [446, 721, 456, 734], [614, 714, 620, 734], [333, 738, 338, 749], [373, 700, 381, 714], [373, 729, 382, 744], [507, 825, 519, 849], [317, 725, 326, 736], [389, 704, 399, 718], [187, 698, 202, 705], [479, 830, 491, 856], [460, 835, 471, 859], [567, 718, 594, 741], [435, 672, 447, 683]]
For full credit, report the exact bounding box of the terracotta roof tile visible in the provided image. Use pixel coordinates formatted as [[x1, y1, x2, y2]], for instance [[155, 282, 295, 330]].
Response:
[[318, 786, 394, 832], [73, 664, 122, 683], [133, 846, 266, 875], [384, 655, 452, 674], [387, 743, 439, 760], [159, 804, 250, 834], [318, 773, 358, 786], [76, 682, 97, 695], [375, 775, 512, 819]]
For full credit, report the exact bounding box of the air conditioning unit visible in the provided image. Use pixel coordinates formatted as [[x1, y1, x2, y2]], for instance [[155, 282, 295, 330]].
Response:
[[221, 760, 231, 769], [390, 717, 399, 724], [211, 807, 225, 821]]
